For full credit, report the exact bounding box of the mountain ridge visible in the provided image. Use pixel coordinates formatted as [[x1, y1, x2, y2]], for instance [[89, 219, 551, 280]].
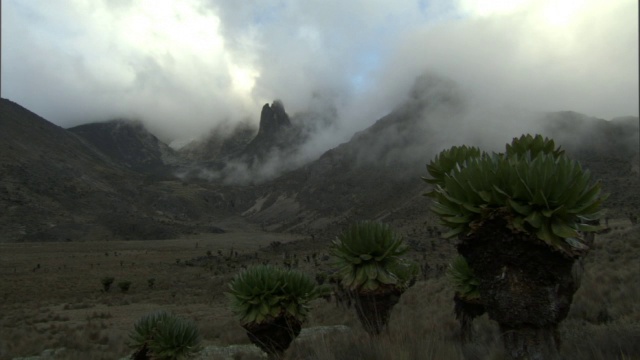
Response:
[[0, 91, 638, 242]]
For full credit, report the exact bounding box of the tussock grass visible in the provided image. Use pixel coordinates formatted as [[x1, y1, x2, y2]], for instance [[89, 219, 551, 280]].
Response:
[[0, 224, 638, 359]]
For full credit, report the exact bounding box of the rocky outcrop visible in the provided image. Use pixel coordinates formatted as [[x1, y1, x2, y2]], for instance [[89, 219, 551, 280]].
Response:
[[243, 100, 293, 157], [258, 100, 291, 137]]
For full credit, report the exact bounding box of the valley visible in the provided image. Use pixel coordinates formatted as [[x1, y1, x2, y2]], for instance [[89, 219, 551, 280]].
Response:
[[0, 79, 639, 359]]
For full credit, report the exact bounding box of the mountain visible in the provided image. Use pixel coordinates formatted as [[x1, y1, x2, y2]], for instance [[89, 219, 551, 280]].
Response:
[[0, 98, 238, 242], [0, 99, 132, 241], [178, 123, 256, 162], [175, 100, 321, 184], [239, 75, 467, 235], [0, 79, 638, 242], [243, 100, 294, 156], [537, 111, 640, 214], [68, 119, 182, 176], [236, 78, 639, 239]]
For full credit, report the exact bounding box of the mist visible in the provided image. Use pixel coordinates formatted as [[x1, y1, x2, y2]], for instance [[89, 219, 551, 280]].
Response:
[[175, 72, 552, 185], [1, 0, 637, 162]]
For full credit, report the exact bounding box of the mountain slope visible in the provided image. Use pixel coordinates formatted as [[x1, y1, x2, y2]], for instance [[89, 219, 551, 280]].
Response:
[[0, 98, 235, 241], [178, 123, 256, 162], [68, 119, 182, 176], [1, 84, 637, 242], [538, 112, 640, 215], [240, 75, 469, 236], [237, 81, 639, 239], [0, 99, 137, 240]]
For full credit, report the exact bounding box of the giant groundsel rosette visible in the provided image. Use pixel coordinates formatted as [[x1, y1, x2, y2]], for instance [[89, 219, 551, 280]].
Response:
[[330, 221, 417, 293], [226, 265, 323, 325], [448, 255, 480, 301], [129, 310, 201, 360], [426, 134, 606, 257]]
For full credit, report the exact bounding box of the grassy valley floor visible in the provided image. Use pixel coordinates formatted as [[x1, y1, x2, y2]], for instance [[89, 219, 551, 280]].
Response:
[[0, 219, 638, 359]]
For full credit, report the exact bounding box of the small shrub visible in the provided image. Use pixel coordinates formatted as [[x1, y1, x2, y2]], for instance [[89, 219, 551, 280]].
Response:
[[101, 277, 115, 292], [118, 281, 132, 293], [315, 271, 328, 285]]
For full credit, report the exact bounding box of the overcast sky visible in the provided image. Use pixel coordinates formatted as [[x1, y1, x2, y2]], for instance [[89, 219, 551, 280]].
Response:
[[2, 0, 638, 144]]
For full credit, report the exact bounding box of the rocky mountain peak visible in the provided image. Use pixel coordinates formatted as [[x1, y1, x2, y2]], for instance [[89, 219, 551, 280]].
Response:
[[257, 100, 291, 138], [238, 100, 295, 159]]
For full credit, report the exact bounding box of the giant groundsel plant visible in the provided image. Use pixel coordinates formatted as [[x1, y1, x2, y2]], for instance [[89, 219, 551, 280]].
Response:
[[129, 310, 201, 360], [226, 265, 325, 358], [424, 134, 607, 359], [330, 221, 417, 335]]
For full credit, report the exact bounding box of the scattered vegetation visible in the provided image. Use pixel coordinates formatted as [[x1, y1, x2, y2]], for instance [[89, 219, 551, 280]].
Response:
[[118, 281, 132, 293], [101, 276, 115, 292], [1, 222, 638, 359]]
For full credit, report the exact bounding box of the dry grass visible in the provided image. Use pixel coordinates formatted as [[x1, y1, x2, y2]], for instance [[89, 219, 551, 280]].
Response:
[[1, 220, 638, 360]]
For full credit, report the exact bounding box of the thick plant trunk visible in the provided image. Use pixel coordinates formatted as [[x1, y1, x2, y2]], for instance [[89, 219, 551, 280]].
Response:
[[454, 293, 485, 344], [355, 287, 402, 335], [243, 315, 302, 358], [457, 219, 580, 360], [131, 343, 150, 360], [500, 325, 560, 360]]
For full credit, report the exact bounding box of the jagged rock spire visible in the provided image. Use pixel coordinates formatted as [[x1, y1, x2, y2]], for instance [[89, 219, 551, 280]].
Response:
[[257, 100, 291, 138]]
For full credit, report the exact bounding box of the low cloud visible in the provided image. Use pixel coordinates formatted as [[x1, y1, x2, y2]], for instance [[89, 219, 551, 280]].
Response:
[[1, 0, 637, 152]]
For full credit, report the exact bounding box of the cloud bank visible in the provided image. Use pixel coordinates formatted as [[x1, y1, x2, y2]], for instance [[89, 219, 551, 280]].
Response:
[[1, 0, 637, 147]]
